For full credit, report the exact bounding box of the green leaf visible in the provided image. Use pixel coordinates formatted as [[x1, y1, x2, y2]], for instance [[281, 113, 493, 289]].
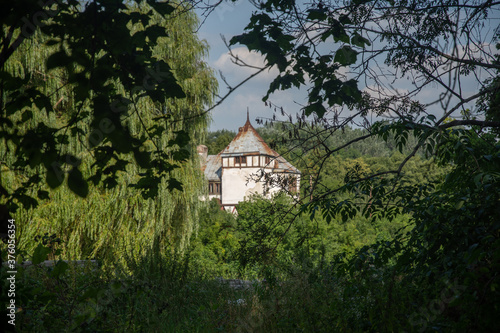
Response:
[[172, 149, 190, 162], [32, 243, 51, 265], [130, 172, 161, 199], [37, 190, 50, 200], [351, 33, 371, 47], [51, 261, 69, 278], [307, 8, 327, 21], [330, 19, 350, 43], [21, 110, 33, 123], [168, 130, 190, 147], [68, 168, 88, 197], [340, 79, 362, 103], [46, 50, 72, 70], [167, 178, 183, 191], [147, 0, 175, 16], [133, 149, 151, 168], [145, 25, 167, 43], [304, 102, 326, 118], [46, 163, 65, 189], [15, 193, 38, 210], [334, 46, 358, 65], [455, 200, 464, 210]]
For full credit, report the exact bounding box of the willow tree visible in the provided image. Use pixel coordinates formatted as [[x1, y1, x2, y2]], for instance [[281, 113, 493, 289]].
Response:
[[0, 1, 217, 264]]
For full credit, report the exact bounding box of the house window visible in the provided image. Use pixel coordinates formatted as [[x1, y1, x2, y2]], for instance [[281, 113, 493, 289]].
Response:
[[265, 156, 270, 165], [209, 182, 221, 194], [235, 156, 246, 165]]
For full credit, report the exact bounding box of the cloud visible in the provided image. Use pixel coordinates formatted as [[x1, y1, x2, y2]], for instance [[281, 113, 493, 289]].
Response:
[[213, 47, 280, 83]]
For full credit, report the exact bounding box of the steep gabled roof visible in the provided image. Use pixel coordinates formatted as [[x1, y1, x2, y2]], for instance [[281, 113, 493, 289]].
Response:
[[219, 113, 300, 174], [220, 114, 273, 155]]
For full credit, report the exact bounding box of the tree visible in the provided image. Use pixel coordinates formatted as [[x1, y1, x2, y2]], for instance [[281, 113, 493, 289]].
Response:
[[225, 0, 500, 329], [226, 0, 500, 238], [0, 0, 211, 211], [205, 129, 235, 154], [230, 0, 499, 139], [1, 1, 218, 259]]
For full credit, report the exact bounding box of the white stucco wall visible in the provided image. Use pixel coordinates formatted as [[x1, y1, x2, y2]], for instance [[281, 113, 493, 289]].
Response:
[[221, 167, 298, 206], [208, 194, 221, 201], [199, 194, 221, 202], [221, 167, 264, 206]]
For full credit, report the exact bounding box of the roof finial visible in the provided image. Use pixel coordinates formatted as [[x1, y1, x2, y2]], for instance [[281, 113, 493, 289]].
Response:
[[247, 107, 250, 123]]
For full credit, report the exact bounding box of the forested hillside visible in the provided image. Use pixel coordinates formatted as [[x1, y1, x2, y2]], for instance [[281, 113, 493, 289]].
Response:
[[201, 124, 447, 266], [1, 0, 499, 332]]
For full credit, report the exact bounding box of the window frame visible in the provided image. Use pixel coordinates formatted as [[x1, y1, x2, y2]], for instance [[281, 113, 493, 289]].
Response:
[[209, 182, 221, 195], [235, 156, 246, 165]]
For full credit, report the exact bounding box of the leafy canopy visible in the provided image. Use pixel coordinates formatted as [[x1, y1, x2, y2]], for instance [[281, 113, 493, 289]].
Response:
[[227, 1, 500, 328], [0, 0, 195, 211]]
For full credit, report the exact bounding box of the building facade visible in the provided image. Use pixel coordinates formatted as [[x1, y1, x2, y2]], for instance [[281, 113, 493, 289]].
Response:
[[198, 114, 301, 213]]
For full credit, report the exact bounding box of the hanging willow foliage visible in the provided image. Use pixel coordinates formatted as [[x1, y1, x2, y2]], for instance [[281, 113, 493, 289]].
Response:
[[1, 2, 218, 268]]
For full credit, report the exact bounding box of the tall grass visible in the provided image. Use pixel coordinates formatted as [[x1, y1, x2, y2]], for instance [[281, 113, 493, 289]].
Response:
[[2, 241, 469, 333]]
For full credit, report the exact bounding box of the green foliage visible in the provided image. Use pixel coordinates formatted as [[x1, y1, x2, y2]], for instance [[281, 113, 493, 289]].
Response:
[[236, 193, 297, 267], [234, 192, 411, 275], [226, 1, 500, 329], [3, 124, 495, 331], [1, 240, 262, 332], [1, 1, 186, 209], [398, 129, 500, 330], [205, 129, 236, 155], [1, 1, 218, 265], [188, 199, 239, 277], [2, 1, 499, 331]]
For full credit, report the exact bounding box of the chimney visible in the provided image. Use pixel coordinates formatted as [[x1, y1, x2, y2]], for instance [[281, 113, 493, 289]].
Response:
[[197, 145, 208, 165]]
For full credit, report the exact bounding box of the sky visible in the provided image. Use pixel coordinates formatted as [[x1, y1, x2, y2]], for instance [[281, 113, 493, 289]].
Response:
[[193, 1, 499, 132], [194, 1, 306, 131]]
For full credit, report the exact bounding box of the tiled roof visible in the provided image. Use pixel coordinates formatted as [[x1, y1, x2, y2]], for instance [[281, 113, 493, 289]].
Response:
[[221, 116, 300, 174], [203, 114, 300, 180], [221, 115, 276, 155], [204, 153, 222, 181], [272, 155, 300, 174]]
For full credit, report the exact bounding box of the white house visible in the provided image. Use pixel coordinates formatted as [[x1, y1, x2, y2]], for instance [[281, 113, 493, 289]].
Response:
[[198, 113, 301, 213]]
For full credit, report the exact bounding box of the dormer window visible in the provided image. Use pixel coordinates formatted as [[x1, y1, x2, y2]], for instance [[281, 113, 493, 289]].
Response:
[[235, 156, 246, 164]]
